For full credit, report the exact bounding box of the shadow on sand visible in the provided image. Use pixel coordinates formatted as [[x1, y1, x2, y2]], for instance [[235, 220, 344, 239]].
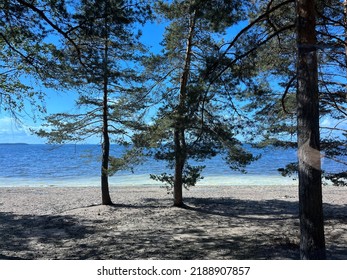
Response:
[[0, 197, 346, 259]]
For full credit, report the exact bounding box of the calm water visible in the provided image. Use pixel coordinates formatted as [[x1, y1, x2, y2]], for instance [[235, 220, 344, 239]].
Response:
[[0, 144, 343, 187]]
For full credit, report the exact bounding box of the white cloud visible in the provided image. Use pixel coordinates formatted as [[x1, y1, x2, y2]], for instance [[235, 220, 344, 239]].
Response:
[[0, 116, 44, 144], [0, 117, 22, 133]]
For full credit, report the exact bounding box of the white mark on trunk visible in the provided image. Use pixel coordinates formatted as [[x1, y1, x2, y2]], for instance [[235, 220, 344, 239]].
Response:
[[298, 138, 322, 170]]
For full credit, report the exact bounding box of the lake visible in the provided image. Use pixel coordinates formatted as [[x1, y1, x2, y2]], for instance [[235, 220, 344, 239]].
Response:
[[0, 144, 343, 187]]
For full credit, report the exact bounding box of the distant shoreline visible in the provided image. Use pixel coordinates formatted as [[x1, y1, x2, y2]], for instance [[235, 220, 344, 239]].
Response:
[[0, 143, 29, 145], [0, 143, 99, 145]]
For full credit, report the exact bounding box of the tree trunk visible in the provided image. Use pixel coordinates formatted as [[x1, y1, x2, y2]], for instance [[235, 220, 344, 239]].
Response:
[[296, 0, 326, 259], [344, 0, 347, 95], [173, 9, 197, 207], [173, 127, 184, 207], [100, 9, 112, 206], [101, 117, 112, 205]]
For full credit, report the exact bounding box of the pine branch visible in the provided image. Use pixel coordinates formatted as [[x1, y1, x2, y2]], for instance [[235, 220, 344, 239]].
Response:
[[204, 0, 295, 82], [16, 0, 86, 68], [281, 75, 297, 115], [0, 32, 40, 71]]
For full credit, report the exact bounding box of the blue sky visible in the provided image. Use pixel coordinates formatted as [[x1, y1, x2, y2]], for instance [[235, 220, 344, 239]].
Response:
[[0, 21, 166, 144], [0, 87, 79, 144], [1, 12, 345, 144], [0, 13, 252, 144], [0, 5, 252, 145]]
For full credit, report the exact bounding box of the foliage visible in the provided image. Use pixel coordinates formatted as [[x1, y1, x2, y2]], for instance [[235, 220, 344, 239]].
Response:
[[231, 0, 347, 186], [31, 0, 152, 205], [134, 0, 257, 197], [35, 0, 149, 157], [0, 1, 49, 116], [150, 165, 205, 191], [1, 0, 345, 191]]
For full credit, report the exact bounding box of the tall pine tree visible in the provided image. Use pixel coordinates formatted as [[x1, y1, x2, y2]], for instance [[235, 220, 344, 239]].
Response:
[[203, 0, 331, 258], [36, 0, 150, 205], [239, 0, 347, 186], [135, 0, 256, 206]]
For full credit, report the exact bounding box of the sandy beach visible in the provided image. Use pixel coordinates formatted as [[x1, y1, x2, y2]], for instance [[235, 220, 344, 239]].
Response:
[[0, 185, 346, 260]]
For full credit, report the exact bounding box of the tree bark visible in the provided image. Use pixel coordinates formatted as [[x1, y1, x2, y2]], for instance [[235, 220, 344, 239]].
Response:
[[101, 7, 112, 206], [101, 90, 112, 205], [173, 10, 197, 207], [173, 127, 184, 206], [296, 0, 326, 259], [344, 0, 347, 95]]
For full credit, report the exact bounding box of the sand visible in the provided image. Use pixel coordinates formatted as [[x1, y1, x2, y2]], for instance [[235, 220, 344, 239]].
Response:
[[0, 185, 346, 260]]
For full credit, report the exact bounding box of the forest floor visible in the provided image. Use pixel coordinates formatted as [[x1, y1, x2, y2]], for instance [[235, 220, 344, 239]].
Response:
[[0, 185, 346, 260]]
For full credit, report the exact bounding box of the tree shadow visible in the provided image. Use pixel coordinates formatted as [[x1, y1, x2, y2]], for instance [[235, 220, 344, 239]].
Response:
[[139, 196, 347, 259], [0, 197, 346, 260], [183, 197, 299, 219], [0, 212, 93, 259]]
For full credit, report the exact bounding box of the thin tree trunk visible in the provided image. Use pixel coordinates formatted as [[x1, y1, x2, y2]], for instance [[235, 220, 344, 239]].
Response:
[[101, 89, 112, 205], [296, 0, 326, 259], [173, 9, 197, 207], [344, 0, 347, 96], [173, 128, 184, 206], [101, 7, 112, 206]]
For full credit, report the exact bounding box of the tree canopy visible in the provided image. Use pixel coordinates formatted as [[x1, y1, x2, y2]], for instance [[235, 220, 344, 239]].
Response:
[[132, 0, 258, 206], [2, 0, 151, 204], [1, 0, 346, 259]]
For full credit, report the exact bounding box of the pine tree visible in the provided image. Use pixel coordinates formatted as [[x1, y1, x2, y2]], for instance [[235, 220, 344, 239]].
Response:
[[242, 0, 347, 186], [203, 0, 330, 259], [36, 0, 150, 205], [135, 0, 256, 206]]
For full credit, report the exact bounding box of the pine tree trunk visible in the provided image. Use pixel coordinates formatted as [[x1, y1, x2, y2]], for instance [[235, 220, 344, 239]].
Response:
[[344, 0, 347, 94], [101, 83, 112, 205], [173, 9, 196, 207], [173, 127, 184, 207], [101, 122, 112, 205], [100, 9, 112, 206], [101, 82, 113, 205], [296, 0, 326, 259]]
